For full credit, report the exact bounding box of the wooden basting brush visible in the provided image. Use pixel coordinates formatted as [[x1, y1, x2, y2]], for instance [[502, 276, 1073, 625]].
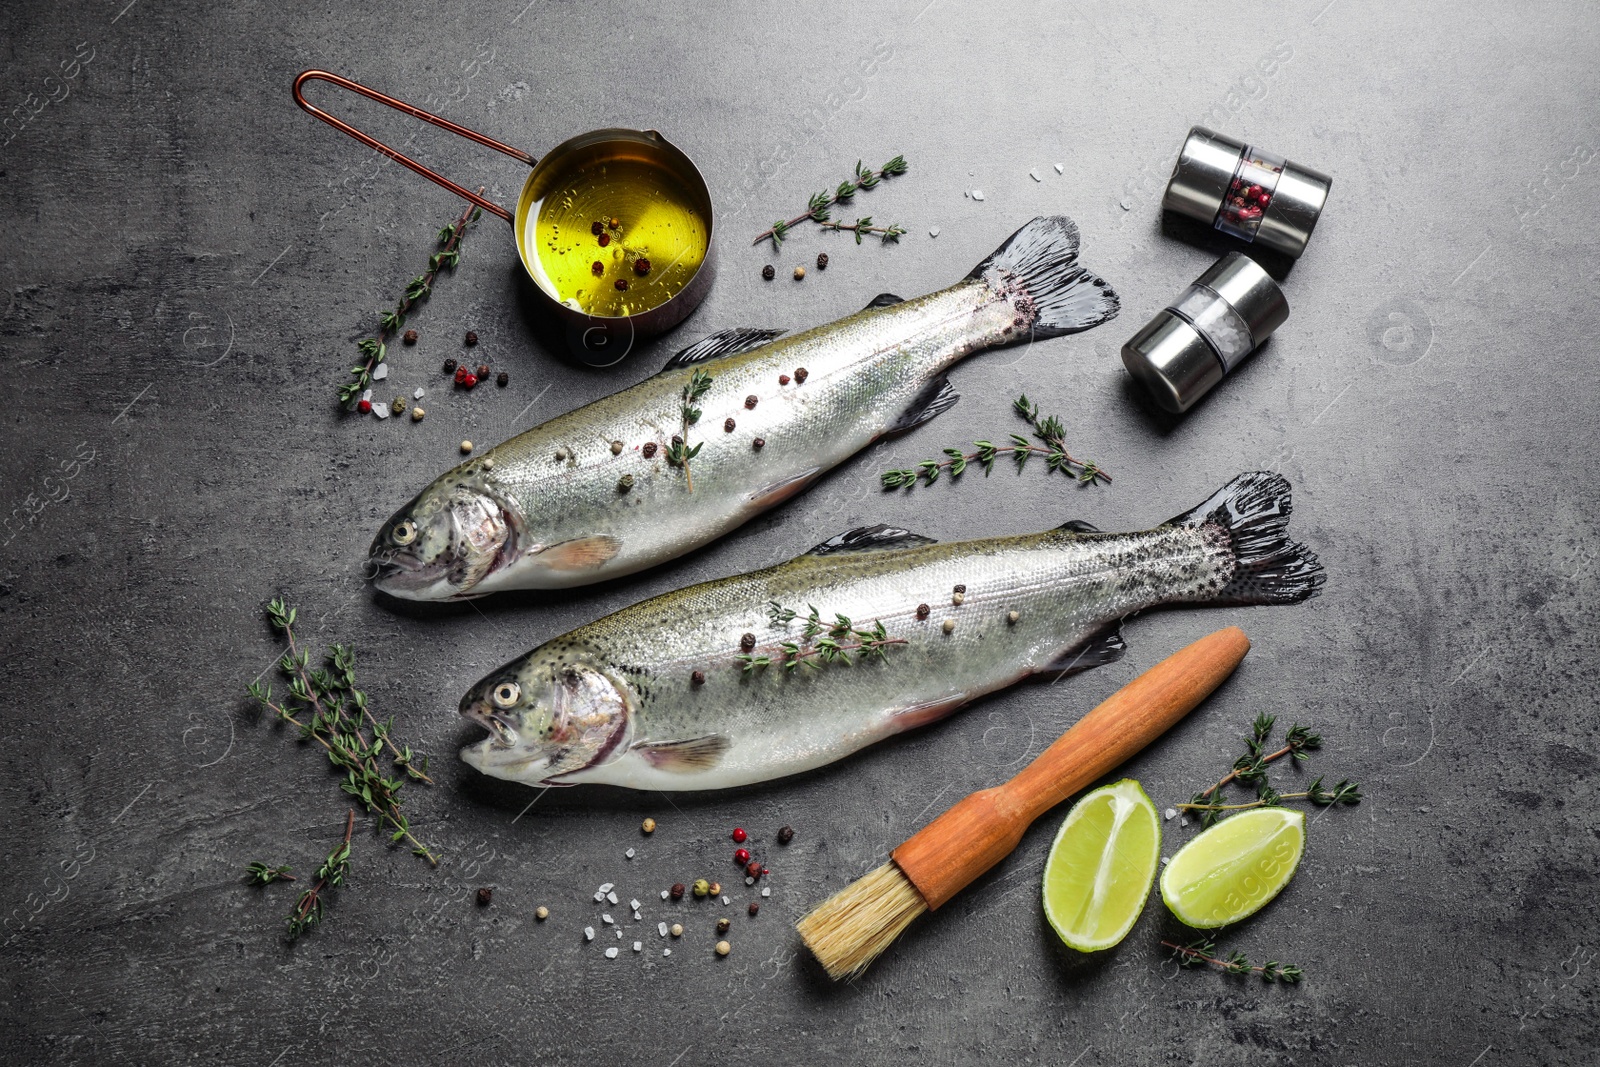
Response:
[[796, 625, 1251, 980]]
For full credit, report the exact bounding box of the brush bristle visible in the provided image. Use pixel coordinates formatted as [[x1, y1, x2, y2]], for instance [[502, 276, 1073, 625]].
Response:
[[796, 862, 929, 980]]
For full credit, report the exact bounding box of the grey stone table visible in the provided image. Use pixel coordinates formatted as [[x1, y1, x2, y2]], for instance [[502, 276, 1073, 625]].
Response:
[[3, 1, 1595, 1064]]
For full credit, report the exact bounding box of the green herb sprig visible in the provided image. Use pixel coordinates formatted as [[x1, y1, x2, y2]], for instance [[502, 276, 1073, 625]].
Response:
[[287, 810, 354, 938], [667, 368, 714, 491], [1180, 713, 1360, 828], [1163, 938, 1304, 983], [246, 598, 437, 864], [754, 156, 908, 248], [339, 195, 484, 409], [882, 394, 1109, 490], [819, 217, 907, 244], [244, 862, 295, 885], [741, 603, 905, 672]]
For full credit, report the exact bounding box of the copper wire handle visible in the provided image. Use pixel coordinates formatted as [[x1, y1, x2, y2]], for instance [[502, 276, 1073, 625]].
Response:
[[292, 69, 536, 224]]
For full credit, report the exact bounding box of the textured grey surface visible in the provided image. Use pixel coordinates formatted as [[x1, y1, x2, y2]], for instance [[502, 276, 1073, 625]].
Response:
[[3, 1, 1596, 1064]]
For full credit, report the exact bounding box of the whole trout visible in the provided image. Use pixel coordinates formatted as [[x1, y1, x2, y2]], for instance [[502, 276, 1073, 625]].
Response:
[[458, 473, 1323, 791], [367, 216, 1117, 598]]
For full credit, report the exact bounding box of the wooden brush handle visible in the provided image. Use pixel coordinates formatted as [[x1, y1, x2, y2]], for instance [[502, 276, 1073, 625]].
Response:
[[891, 626, 1250, 911]]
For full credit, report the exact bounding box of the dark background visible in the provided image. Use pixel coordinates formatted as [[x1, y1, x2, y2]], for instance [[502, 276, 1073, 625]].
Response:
[[3, 1, 1596, 1064]]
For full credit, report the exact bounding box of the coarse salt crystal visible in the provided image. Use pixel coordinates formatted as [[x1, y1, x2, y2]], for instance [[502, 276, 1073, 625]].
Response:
[[658, 922, 669, 937], [361, 388, 372, 402], [414, 387, 425, 399], [720, 895, 730, 906], [745, 877, 754, 886], [625, 848, 635, 859], [760, 887, 771, 898], [632, 911, 641, 922], [374, 404, 390, 420], [663, 948, 671, 957], [1164, 808, 1177, 821], [629, 899, 641, 910], [604, 947, 618, 959], [928, 226, 940, 237], [372, 363, 389, 380], [607, 892, 618, 904], [593, 892, 604, 902], [971, 190, 985, 201], [616, 930, 622, 939], [632, 941, 642, 952], [598, 883, 613, 893], [584, 927, 595, 940], [602, 913, 614, 924], [1029, 169, 1041, 182], [659, 889, 669, 900], [1054, 163, 1064, 174]]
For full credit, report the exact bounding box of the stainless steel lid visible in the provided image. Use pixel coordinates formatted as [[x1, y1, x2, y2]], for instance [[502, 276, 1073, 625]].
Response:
[[1162, 127, 1248, 221], [1162, 126, 1332, 259], [1120, 252, 1288, 414]]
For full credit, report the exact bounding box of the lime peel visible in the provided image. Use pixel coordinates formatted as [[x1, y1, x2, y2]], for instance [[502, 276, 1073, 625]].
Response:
[[1160, 807, 1305, 929]]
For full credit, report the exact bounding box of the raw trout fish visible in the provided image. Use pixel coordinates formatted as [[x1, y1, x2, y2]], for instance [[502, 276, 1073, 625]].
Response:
[[458, 472, 1323, 791], [367, 216, 1118, 599]]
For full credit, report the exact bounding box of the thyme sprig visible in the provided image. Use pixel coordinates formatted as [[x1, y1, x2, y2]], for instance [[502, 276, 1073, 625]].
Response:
[[288, 810, 355, 938], [339, 195, 484, 409], [741, 603, 905, 672], [1181, 713, 1359, 828], [882, 393, 1109, 490], [1164, 938, 1304, 983], [754, 156, 909, 248], [667, 368, 714, 491], [819, 217, 907, 244], [244, 862, 295, 885], [246, 598, 437, 864]]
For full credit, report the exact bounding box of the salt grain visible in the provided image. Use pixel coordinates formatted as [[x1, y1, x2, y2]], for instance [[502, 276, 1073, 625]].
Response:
[[625, 848, 636, 859], [361, 388, 373, 402], [760, 887, 771, 898], [629, 899, 640, 910], [745, 877, 754, 886], [632, 911, 641, 922], [632, 941, 642, 952], [658, 922, 669, 937], [593, 892, 604, 902], [602, 913, 614, 925], [928, 226, 940, 238], [1164, 808, 1177, 821], [598, 883, 614, 893], [1054, 163, 1064, 174], [414, 387, 425, 400], [720, 895, 730, 906], [616, 930, 622, 939], [1029, 169, 1041, 182], [374, 404, 390, 420], [607, 892, 618, 904], [584, 927, 595, 940], [604, 947, 618, 959], [659, 889, 669, 900], [663, 948, 671, 956], [971, 190, 985, 201], [372, 364, 389, 381]]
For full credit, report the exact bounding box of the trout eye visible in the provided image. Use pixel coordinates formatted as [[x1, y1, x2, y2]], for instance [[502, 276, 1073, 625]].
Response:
[[492, 681, 521, 708], [392, 519, 418, 546]]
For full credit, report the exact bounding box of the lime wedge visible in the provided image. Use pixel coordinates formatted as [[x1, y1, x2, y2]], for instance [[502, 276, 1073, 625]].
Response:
[[1041, 779, 1161, 952], [1160, 807, 1305, 928]]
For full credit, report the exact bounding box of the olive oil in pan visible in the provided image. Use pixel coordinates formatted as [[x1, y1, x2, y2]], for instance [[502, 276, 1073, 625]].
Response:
[[528, 157, 709, 318]]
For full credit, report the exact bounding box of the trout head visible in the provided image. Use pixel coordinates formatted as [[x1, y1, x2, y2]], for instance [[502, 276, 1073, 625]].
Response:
[[367, 480, 516, 601], [458, 656, 632, 787]]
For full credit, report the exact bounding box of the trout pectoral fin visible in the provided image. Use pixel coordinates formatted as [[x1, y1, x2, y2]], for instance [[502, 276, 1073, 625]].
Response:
[[745, 467, 822, 511], [537, 535, 622, 572], [1033, 621, 1127, 680], [631, 735, 731, 773], [886, 692, 970, 730], [881, 376, 959, 438]]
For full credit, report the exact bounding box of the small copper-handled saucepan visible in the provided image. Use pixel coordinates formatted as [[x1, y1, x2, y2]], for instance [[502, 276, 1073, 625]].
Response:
[[293, 70, 716, 350]]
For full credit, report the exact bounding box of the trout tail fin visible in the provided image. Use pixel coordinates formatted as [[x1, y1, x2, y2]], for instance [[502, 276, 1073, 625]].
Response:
[[968, 216, 1119, 339], [1169, 472, 1325, 605]]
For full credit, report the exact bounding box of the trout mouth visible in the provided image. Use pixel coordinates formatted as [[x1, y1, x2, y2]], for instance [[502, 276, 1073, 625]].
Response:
[[460, 702, 519, 749]]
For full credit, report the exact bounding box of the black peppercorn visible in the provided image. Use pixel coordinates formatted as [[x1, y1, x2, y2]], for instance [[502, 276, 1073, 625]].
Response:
[[598, 232, 611, 248], [916, 603, 931, 619], [794, 367, 808, 383], [591, 220, 604, 235], [465, 331, 479, 346], [740, 632, 756, 652], [643, 441, 659, 458], [778, 374, 790, 385], [748, 902, 760, 916], [724, 417, 736, 432], [476, 364, 490, 379], [403, 328, 419, 344], [476, 887, 492, 906], [744, 395, 758, 409], [752, 437, 765, 450], [496, 371, 509, 387], [614, 278, 629, 290], [634, 258, 651, 275], [777, 825, 794, 844], [670, 882, 686, 900], [953, 584, 966, 594], [591, 260, 604, 276], [761, 264, 775, 281], [816, 252, 829, 270], [443, 358, 458, 374], [691, 670, 705, 686]]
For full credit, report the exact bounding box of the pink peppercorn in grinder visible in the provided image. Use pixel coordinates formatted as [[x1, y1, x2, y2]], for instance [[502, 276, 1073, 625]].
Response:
[[1120, 252, 1288, 414], [1163, 127, 1332, 258]]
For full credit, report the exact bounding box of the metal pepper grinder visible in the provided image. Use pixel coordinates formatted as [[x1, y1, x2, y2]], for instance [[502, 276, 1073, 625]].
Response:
[[1120, 252, 1288, 414], [1163, 127, 1332, 259]]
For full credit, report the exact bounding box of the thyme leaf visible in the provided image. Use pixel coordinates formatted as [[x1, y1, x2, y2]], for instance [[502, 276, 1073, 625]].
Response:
[[753, 155, 909, 248]]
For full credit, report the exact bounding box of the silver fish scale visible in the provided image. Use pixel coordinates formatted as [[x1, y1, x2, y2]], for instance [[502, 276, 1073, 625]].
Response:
[[550, 525, 1228, 789], [465, 281, 1016, 588]]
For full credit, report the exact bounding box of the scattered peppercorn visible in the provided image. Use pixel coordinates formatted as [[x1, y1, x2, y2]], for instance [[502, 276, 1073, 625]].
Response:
[[732, 827, 748, 843], [357, 399, 373, 414], [954, 584, 966, 594], [752, 437, 765, 450], [598, 232, 611, 248], [391, 397, 407, 415], [642, 817, 657, 834], [614, 278, 629, 291], [942, 618, 956, 634], [411, 406, 425, 422], [734, 848, 751, 866], [454, 366, 467, 384], [716, 918, 731, 935], [742, 396, 759, 412], [692, 879, 710, 898], [777, 825, 794, 845], [708, 881, 722, 896], [670, 923, 683, 937], [748, 902, 760, 916], [715, 940, 731, 957], [591, 221, 605, 235], [1007, 610, 1019, 624], [476, 364, 491, 379], [762, 264, 775, 281], [744, 860, 762, 879], [465, 331, 479, 346], [609, 217, 621, 229], [916, 603, 931, 620], [794, 367, 809, 383], [634, 258, 651, 275], [462, 373, 478, 389], [461, 440, 474, 454], [496, 371, 509, 387], [476, 887, 492, 906], [591, 261, 604, 277], [816, 252, 829, 270], [617, 474, 635, 493], [535, 905, 549, 920], [740, 632, 756, 652], [724, 417, 736, 432], [691, 669, 705, 686], [444, 358, 458, 373], [671, 435, 683, 447], [793, 266, 805, 280], [778, 374, 790, 385], [952, 592, 966, 606], [610, 440, 624, 455], [403, 328, 419, 344], [642, 441, 659, 458], [671, 883, 686, 900]]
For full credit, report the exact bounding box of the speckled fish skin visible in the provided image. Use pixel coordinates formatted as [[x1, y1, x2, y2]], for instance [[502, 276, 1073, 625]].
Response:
[[457, 473, 1323, 791], [366, 216, 1117, 600]]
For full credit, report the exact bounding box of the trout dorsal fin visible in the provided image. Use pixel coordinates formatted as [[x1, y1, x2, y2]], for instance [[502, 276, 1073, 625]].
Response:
[[1056, 519, 1102, 533], [863, 292, 904, 310], [806, 524, 938, 556], [662, 327, 784, 370]]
